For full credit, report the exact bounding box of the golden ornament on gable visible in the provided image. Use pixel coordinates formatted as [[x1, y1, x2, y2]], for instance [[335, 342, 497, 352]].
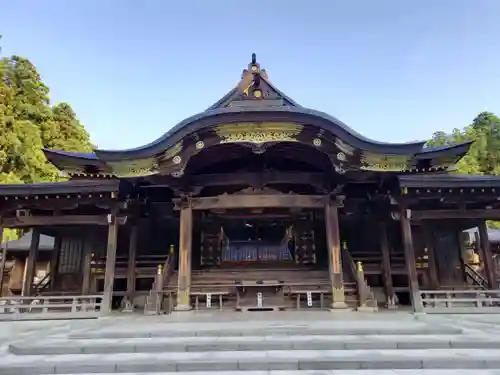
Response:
[[215, 122, 303, 145], [360, 152, 408, 172], [108, 157, 159, 177]]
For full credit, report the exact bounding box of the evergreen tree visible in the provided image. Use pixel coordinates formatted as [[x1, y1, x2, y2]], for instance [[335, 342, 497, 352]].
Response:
[[0, 38, 93, 185]]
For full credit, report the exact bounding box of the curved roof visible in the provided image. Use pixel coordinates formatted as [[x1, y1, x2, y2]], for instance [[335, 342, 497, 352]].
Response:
[[94, 106, 428, 162], [42, 55, 473, 178]]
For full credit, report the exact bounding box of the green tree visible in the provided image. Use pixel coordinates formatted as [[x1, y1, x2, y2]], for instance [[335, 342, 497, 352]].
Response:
[[0, 43, 93, 184], [427, 111, 500, 227], [426, 111, 500, 176]]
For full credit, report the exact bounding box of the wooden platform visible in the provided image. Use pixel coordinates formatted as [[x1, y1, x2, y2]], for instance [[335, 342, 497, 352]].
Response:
[[165, 265, 362, 311]]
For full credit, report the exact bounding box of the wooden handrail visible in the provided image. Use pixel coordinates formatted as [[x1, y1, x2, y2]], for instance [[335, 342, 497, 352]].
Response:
[[33, 272, 51, 292], [342, 248, 376, 308], [464, 263, 488, 290]]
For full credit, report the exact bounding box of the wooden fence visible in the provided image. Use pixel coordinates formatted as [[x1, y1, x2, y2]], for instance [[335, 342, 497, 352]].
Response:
[[0, 295, 103, 320], [420, 289, 500, 314]]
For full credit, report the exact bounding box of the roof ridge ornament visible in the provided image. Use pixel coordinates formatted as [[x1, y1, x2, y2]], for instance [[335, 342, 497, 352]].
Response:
[[238, 53, 267, 98]]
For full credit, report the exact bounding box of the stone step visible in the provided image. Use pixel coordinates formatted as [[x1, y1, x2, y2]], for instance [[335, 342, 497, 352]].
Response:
[[10, 334, 498, 355], [2, 348, 500, 373], [67, 325, 462, 339]]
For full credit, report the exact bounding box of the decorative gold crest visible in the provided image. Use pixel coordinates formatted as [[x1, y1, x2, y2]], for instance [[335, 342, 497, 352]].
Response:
[[162, 141, 183, 161]]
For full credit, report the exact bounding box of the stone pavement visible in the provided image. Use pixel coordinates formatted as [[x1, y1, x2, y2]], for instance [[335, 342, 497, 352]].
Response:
[[2, 310, 500, 374]]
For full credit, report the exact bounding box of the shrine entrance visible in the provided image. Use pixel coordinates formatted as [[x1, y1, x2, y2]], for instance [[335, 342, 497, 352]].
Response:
[[220, 216, 293, 263], [198, 208, 320, 267]]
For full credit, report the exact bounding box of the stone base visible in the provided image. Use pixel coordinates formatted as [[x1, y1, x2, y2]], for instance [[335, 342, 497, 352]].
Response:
[[174, 304, 191, 312], [121, 298, 135, 313], [329, 301, 351, 311], [144, 308, 163, 316], [357, 305, 378, 312], [386, 296, 398, 309]]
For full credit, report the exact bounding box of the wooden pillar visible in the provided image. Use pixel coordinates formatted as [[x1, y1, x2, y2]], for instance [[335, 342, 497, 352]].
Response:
[[127, 224, 138, 298], [325, 201, 347, 309], [49, 236, 61, 291], [379, 222, 396, 308], [478, 221, 497, 288], [399, 207, 423, 312], [0, 223, 6, 297], [176, 198, 193, 311], [457, 231, 468, 283], [102, 211, 119, 314], [22, 228, 40, 297], [423, 225, 439, 289], [81, 237, 93, 294]]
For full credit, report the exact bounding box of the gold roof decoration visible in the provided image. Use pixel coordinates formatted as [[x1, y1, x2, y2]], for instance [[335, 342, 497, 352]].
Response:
[[215, 122, 303, 145], [107, 157, 159, 178], [360, 152, 409, 172]]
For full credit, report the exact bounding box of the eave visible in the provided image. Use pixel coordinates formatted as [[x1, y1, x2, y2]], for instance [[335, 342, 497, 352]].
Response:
[[0, 179, 120, 197], [93, 106, 428, 162]]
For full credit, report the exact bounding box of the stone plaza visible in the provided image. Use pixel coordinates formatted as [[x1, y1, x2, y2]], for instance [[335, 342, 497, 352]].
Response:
[[2, 311, 500, 374]]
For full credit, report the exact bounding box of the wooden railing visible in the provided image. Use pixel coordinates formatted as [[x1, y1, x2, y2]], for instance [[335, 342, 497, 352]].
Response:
[[464, 263, 488, 290], [342, 248, 378, 310], [143, 247, 177, 315], [32, 272, 51, 293], [421, 289, 500, 314], [91, 254, 168, 272], [0, 295, 103, 320]]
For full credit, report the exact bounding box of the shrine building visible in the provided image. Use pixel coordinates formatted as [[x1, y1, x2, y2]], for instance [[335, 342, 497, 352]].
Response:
[[0, 54, 499, 315]]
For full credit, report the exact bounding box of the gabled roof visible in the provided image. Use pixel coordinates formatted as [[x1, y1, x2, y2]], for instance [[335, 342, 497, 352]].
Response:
[[207, 54, 300, 110]]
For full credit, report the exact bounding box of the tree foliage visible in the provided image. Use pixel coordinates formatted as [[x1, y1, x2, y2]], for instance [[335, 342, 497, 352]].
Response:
[[0, 36, 93, 240], [427, 111, 500, 176], [427, 111, 500, 228], [0, 46, 92, 185]]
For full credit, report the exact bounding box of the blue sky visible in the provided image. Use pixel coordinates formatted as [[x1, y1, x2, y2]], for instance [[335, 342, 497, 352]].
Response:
[[1, 0, 499, 150]]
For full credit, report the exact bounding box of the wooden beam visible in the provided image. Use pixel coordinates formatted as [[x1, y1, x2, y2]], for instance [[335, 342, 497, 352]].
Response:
[[1, 215, 127, 228], [102, 211, 119, 314], [2, 198, 119, 212], [176, 200, 193, 311], [146, 172, 329, 190], [411, 209, 500, 221], [22, 228, 40, 297], [81, 238, 93, 294], [400, 207, 423, 312], [127, 224, 138, 298], [325, 202, 347, 309], [189, 172, 329, 190], [379, 222, 396, 308], [478, 221, 497, 288], [174, 194, 329, 211], [423, 225, 439, 289], [0, 223, 6, 297], [49, 236, 61, 290]]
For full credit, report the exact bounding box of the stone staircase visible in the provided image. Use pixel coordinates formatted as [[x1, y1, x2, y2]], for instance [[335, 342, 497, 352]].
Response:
[[2, 313, 500, 373]]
